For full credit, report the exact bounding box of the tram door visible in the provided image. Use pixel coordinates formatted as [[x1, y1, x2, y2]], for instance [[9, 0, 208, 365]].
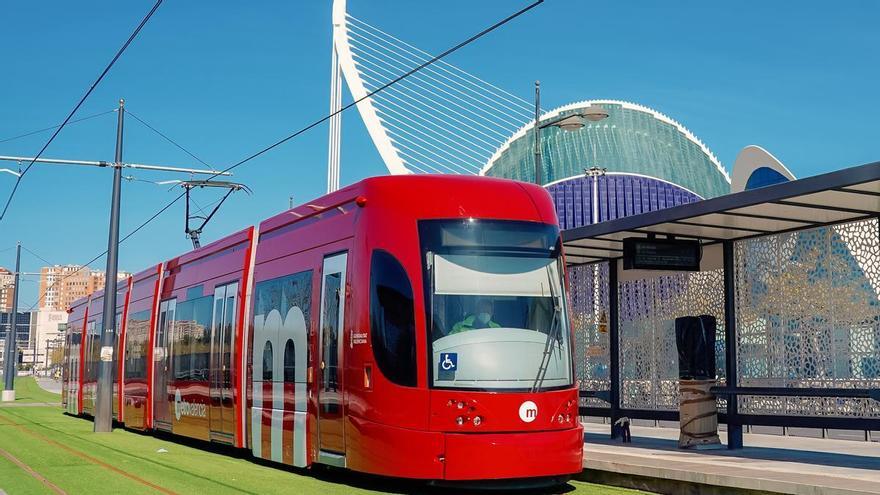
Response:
[[153, 299, 176, 430], [318, 253, 347, 456], [209, 282, 238, 442]]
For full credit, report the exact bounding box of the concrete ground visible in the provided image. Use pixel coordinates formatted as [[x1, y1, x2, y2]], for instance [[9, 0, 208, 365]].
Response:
[[583, 423, 880, 494], [35, 377, 61, 394]]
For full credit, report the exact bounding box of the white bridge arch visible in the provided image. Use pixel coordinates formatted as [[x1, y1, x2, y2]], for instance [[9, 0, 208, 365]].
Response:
[[327, 0, 535, 191]]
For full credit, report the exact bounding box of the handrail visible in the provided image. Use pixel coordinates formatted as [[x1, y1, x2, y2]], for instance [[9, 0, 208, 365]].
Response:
[[710, 386, 880, 402], [579, 390, 611, 403], [580, 387, 880, 403]]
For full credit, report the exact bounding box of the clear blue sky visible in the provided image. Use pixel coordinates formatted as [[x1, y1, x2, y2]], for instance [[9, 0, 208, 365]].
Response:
[[1, 0, 878, 308]]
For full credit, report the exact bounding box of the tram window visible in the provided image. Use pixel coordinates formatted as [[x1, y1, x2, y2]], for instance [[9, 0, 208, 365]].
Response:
[[252, 270, 312, 383], [283, 339, 295, 383], [124, 310, 151, 379], [322, 273, 341, 394], [223, 288, 236, 388], [172, 301, 193, 380], [262, 341, 273, 381], [87, 318, 101, 381], [192, 296, 213, 382], [172, 295, 213, 382], [370, 250, 417, 387]]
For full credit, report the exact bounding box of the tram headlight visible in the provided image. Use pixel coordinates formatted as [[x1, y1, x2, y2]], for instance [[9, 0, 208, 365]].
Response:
[[472, 416, 482, 426], [456, 401, 465, 410], [557, 414, 565, 423], [456, 416, 465, 426]]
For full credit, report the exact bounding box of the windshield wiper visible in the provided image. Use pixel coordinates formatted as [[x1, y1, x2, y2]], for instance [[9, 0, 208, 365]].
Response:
[[531, 265, 562, 393]]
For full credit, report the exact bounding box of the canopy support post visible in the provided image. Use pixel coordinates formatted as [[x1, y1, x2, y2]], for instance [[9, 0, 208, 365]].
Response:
[[723, 240, 743, 449], [608, 259, 621, 438]]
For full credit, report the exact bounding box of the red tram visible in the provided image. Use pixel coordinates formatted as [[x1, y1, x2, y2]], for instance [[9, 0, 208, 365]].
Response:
[[61, 175, 582, 483]]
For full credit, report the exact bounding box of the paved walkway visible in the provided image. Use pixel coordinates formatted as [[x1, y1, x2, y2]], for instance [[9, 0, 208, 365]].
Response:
[[0, 402, 60, 408], [35, 378, 62, 394], [583, 423, 880, 494]]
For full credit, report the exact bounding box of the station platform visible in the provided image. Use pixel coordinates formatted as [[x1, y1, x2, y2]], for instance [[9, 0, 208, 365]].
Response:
[[581, 423, 880, 495]]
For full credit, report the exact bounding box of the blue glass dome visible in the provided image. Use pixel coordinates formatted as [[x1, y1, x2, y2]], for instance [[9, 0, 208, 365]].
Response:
[[547, 173, 701, 230], [483, 100, 730, 199]]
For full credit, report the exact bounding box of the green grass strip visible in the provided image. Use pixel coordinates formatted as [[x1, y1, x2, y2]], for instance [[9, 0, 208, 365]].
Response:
[[5, 376, 62, 404], [0, 406, 645, 495]]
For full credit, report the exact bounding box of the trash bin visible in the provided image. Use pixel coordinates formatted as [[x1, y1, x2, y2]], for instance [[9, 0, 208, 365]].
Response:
[[678, 378, 720, 448], [675, 315, 716, 380], [675, 315, 721, 449]]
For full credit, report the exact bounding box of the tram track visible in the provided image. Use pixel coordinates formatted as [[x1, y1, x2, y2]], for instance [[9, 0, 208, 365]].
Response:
[[0, 409, 179, 495], [0, 408, 268, 495], [0, 443, 67, 495]]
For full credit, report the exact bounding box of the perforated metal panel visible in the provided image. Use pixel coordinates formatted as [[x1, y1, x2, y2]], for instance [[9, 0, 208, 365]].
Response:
[[569, 262, 610, 408], [735, 218, 880, 418], [617, 270, 725, 411]]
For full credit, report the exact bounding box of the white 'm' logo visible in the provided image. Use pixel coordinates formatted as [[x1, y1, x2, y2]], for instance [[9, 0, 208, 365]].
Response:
[[519, 400, 538, 423]]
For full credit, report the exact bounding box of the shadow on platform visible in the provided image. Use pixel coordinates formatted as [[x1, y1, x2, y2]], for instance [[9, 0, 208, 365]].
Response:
[[582, 423, 880, 494], [584, 431, 880, 471]]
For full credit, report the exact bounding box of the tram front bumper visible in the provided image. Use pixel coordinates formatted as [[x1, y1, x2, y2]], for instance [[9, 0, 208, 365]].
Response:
[[442, 425, 583, 480]]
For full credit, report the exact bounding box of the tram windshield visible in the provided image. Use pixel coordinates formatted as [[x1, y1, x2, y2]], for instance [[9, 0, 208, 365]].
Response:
[[420, 219, 573, 391]]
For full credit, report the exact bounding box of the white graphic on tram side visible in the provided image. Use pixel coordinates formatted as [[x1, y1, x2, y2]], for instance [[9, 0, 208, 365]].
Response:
[[252, 306, 308, 467], [174, 388, 207, 421]]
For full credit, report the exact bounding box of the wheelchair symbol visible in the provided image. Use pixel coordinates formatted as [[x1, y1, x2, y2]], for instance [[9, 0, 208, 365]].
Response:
[[440, 353, 457, 371]]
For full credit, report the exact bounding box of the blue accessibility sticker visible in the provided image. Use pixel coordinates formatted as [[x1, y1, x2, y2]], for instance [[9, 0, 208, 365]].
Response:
[[438, 352, 457, 380], [440, 352, 457, 371], [437, 352, 458, 381]]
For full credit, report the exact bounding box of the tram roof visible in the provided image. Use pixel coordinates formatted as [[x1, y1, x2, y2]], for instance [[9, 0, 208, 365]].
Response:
[[562, 160, 880, 265]]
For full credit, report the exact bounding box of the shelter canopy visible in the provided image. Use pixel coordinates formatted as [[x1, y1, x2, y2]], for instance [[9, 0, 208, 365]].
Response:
[[562, 160, 880, 265]]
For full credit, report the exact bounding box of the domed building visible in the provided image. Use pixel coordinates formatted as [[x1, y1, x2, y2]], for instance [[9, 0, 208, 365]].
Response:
[[481, 100, 731, 229]]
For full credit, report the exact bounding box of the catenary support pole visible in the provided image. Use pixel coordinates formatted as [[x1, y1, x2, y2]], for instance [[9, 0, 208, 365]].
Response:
[[608, 259, 620, 438], [533, 81, 542, 185], [94, 99, 125, 432], [723, 240, 743, 449], [1, 242, 21, 401]]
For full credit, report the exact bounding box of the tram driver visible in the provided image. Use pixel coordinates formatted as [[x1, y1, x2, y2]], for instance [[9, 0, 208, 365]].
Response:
[[450, 298, 501, 334]]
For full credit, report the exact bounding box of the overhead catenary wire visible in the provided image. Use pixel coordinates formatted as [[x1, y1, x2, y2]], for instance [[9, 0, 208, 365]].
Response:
[[19, 245, 56, 268], [27, 107, 223, 311], [188, 192, 227, 220], [122, 0, 545, 241], [22, 192, 185, 313], [0, 109, 118, 145], [16, 109, 221, 312], [0, 0, 164, 223], [212, 0, 543, 179], [24, 1, 544, 312], [126, 110, 213, 169]]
